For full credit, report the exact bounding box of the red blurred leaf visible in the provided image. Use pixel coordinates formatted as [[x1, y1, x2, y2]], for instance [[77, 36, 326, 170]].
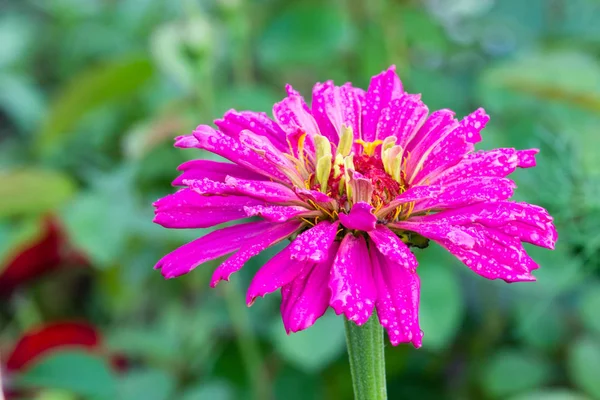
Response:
[[5, 322, 100, 372], [0, 216, 88, 297]]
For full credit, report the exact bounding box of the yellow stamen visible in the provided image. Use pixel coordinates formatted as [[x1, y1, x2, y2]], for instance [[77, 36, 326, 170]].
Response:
[[301, 217, 315, 226], [355, 139, 383, 156]]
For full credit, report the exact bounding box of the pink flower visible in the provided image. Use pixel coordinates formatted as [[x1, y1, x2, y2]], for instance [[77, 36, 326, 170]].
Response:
[[153, 66, 557, 347]]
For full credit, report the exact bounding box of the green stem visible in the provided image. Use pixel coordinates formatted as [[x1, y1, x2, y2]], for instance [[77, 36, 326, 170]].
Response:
[[344, 312, 387, 400]]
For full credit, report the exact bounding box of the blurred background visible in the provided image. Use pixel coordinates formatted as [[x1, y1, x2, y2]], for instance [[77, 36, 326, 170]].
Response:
[[1, 0, 599, 399]]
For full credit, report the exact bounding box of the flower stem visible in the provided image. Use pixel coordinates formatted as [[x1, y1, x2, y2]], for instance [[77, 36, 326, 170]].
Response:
[[344, 311, 387, 400]]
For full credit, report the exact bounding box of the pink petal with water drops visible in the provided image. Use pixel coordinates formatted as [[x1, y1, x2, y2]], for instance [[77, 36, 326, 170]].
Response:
[[174, 134, 200, 148], [238, 129, 297, 171], [377, 185, 442, 217], [432, 148, 520, 185], [395, 220, 537, 282], [215, 109, 288, 150], [244, 205, 314, 222], [412, 177, 516, 213], [210, 221, 303, 287], [153, 188, 263, 229], [338, 202, 377, 232], [362, 66, 404, 142], [376, 94, 428, 143], [246, 245, 307, 305], [192, 125, 291, 183], [273, 90, 321, 138], [405, 202, 557, 250], [409, 120, 472, 185], [225, 176, 302, 204], [281, 242, 339, 333], [370, 244, 422, 347], [290, 221, 340, 262], [156, 221, 275, 279], [404, 109, 456, 155], [329, 233, 377, 325], [172, 159, 264, 186], [367, 225, 417, 272], [516, 149, 539, 168], [311, 81, 339, 143], [461, 108, 489, 144]]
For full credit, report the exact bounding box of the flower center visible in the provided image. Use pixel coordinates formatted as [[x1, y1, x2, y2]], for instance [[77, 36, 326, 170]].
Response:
[[353, 154, 404, 206]]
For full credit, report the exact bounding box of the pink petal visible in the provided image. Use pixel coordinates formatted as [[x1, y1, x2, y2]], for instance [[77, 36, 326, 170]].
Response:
[[289, 221, 340, 262], [238, 129, 297, 171], [409, 109, 489, 183], [192, 125, 292, 184], [215, 109, 288, 151], [311, 81, 339, 143], [362, 66, 404, 142], [153, 188, 262, 229], [404, 202, 557, 250], [174, 134, 200, 148], [432, 149, 520, 185], [376, 94, 428, 143], [244, 205, 314, 222], [172, 160, 264, 186], [516, 149, 539, 168], [338, 202, 377, 232], [395, 220, 538, 282], [210, 221, 302, 287], [370, 244, 422, 347], [273, 90, 320, 138], [409, 120, 472, 186], [460, 108, 489, 144], [155, 221, 274, 279], [377, 185, 442, 217], [246, 246, 304, 305], [412, 177, 516, 213], [329, 234, 376, 325], [367, 225, 417, 272], [312, 82, 364, 145], [184, 178, 234, 196], [225, 176, 302, 204], [280, 242, 339, 333], [294, 188, 337, 208], [404, 109, 456, 155]]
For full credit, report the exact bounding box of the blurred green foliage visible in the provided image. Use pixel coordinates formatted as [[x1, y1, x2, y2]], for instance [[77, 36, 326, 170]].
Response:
[[1, 0, 600, 399]]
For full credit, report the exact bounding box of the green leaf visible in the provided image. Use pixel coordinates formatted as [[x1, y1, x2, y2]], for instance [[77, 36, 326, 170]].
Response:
[[579, 282, 600, 336], [150, 16, 214, 91], [479, 50, 600, 113], [0, 14, 36, 67], [181, 381, 235, 400], [258, 3, 354, 70], [270, 311, 346, 373], [0, 73, 45, 131], [511, 244, 583, 297], [60, 168, 146, 267], [0, 169, 76, 218], [37, 56, 153, 153], [118, 369, 176, 400], [481, 349, 553, 398], [214, 85, 281, 116], [514, 303, 567, 351], [568, 336, 600, 398], [15, 350, 117, 399], [417, 248, 465, 349], [507, 389, 589, 400], [274, 366, 319, 400]]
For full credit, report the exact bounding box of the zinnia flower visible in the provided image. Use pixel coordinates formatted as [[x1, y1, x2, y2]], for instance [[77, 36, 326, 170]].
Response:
[[153, 66, 557, 347]]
